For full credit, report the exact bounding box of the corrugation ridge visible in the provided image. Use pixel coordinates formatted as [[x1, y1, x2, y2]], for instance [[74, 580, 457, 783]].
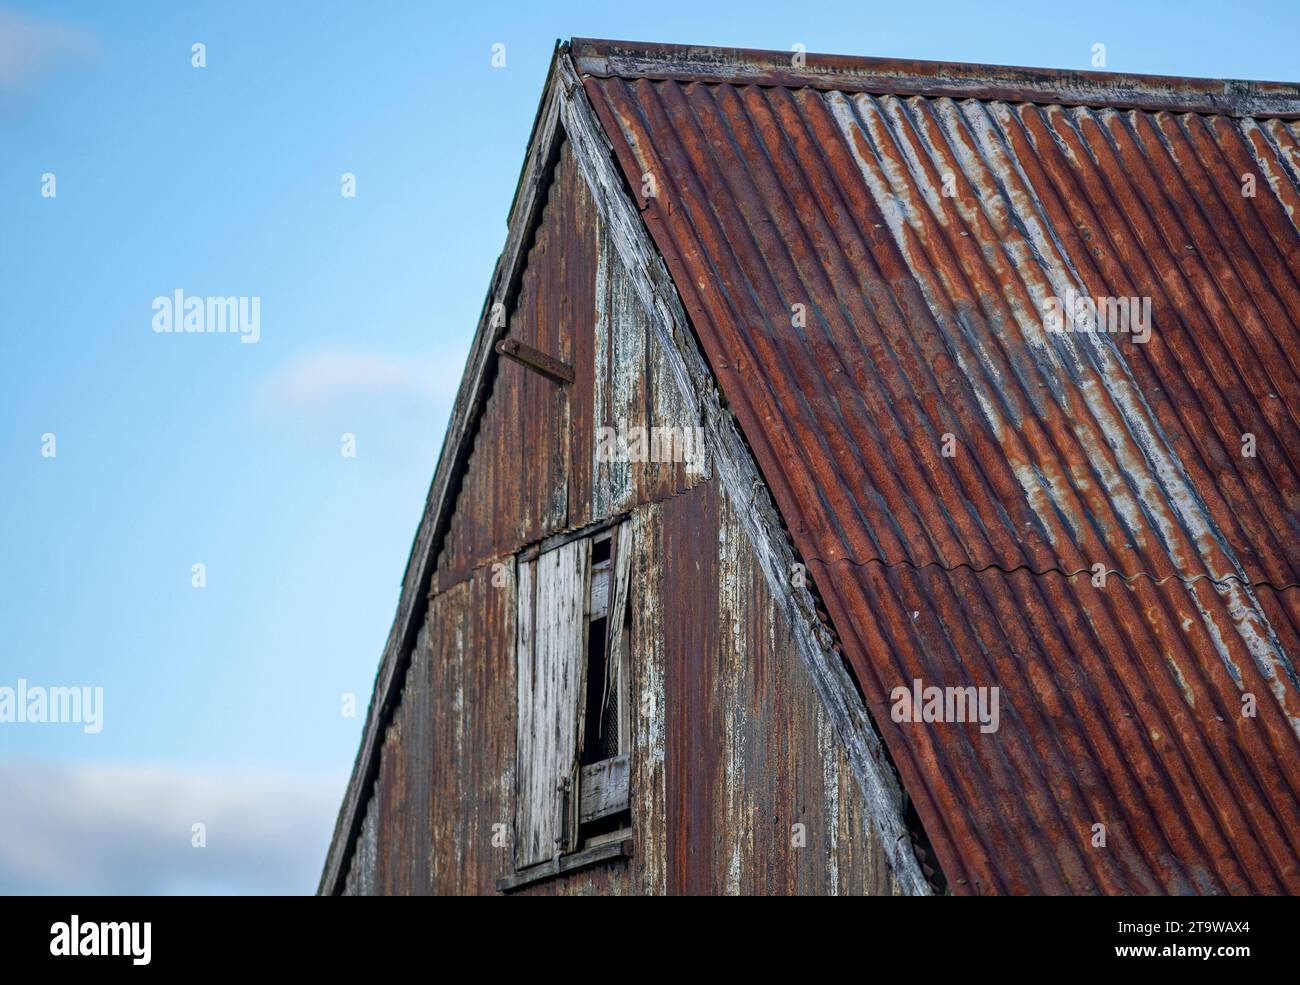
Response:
[[662, 78, 921, 565], [1031, 560, 1299, 890], [1256, 586, 1300, 699], [958, 94, 1300, 771], [977, 565, 1227, 893], [1253, 120, 1300, 237], [860, 91, 1210, 591], [1172, 115, 1300, 375], [804, 551, 1009, 892], [843, 551, 1232, 893], [1008, 103, 1267, 573], [938, 560, 1233, 893], [1032, 106, 1243, 589], [956, 98, 1246, 593], [895, 556, 1173, 893], [1203, 117, 1300, 351], [1091, 105, 1296, 578], [873, 559, 1100, 894]]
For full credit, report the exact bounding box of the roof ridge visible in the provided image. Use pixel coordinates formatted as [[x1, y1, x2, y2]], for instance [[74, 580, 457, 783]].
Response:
[[570, 38, 1300, 119]]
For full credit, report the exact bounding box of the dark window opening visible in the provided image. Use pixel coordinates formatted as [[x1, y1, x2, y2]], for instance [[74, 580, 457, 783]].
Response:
[[581, 616, 620, 765], [580, 809, 627, 842]]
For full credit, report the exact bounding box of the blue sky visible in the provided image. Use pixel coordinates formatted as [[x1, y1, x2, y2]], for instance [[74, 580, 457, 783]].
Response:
[[1, 0, 1296, 894]]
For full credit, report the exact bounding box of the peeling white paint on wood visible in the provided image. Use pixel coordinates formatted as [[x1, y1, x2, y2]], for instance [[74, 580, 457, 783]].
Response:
[[592, 223, 707, 516], [629, 503, 667, 893], [717, 496, 745, 895]]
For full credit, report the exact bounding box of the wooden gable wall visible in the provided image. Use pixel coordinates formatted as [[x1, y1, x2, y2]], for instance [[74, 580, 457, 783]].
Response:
[[339, 138, 900, 895]]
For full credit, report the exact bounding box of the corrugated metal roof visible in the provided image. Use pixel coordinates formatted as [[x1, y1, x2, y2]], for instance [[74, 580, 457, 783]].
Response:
[[578, 38, 1300, 893]]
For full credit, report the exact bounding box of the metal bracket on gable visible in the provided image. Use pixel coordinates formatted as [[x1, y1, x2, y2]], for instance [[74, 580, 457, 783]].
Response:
[[495, 337, 575, 385]]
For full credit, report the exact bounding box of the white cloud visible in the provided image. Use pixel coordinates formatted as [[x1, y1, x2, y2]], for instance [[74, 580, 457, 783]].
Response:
[[0, 8, 96, 96], [262, 348, 459, 408], [0, 759, 345, 895]]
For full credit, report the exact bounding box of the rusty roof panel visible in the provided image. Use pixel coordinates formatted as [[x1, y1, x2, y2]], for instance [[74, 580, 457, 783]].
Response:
[[580, 38, 1300, 893]]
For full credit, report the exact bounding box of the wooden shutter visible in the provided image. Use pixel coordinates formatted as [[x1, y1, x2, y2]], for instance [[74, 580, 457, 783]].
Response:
[[515, 538, 590, 868]]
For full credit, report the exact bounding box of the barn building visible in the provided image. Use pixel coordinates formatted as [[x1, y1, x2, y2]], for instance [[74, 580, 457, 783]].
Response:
[[321, 40, 1300, 895]]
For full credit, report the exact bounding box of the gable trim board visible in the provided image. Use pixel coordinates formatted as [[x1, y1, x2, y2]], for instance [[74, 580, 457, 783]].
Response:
[[319, 44, 929, 896]]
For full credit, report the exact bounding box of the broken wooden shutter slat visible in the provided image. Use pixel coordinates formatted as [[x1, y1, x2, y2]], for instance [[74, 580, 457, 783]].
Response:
[[602, 521, 632, 719], [578, 753, 630, 824], [514, 539, 589, 868]]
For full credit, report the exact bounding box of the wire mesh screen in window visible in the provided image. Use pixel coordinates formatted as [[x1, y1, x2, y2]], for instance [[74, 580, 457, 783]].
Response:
[[598, 685, 619, 760]]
